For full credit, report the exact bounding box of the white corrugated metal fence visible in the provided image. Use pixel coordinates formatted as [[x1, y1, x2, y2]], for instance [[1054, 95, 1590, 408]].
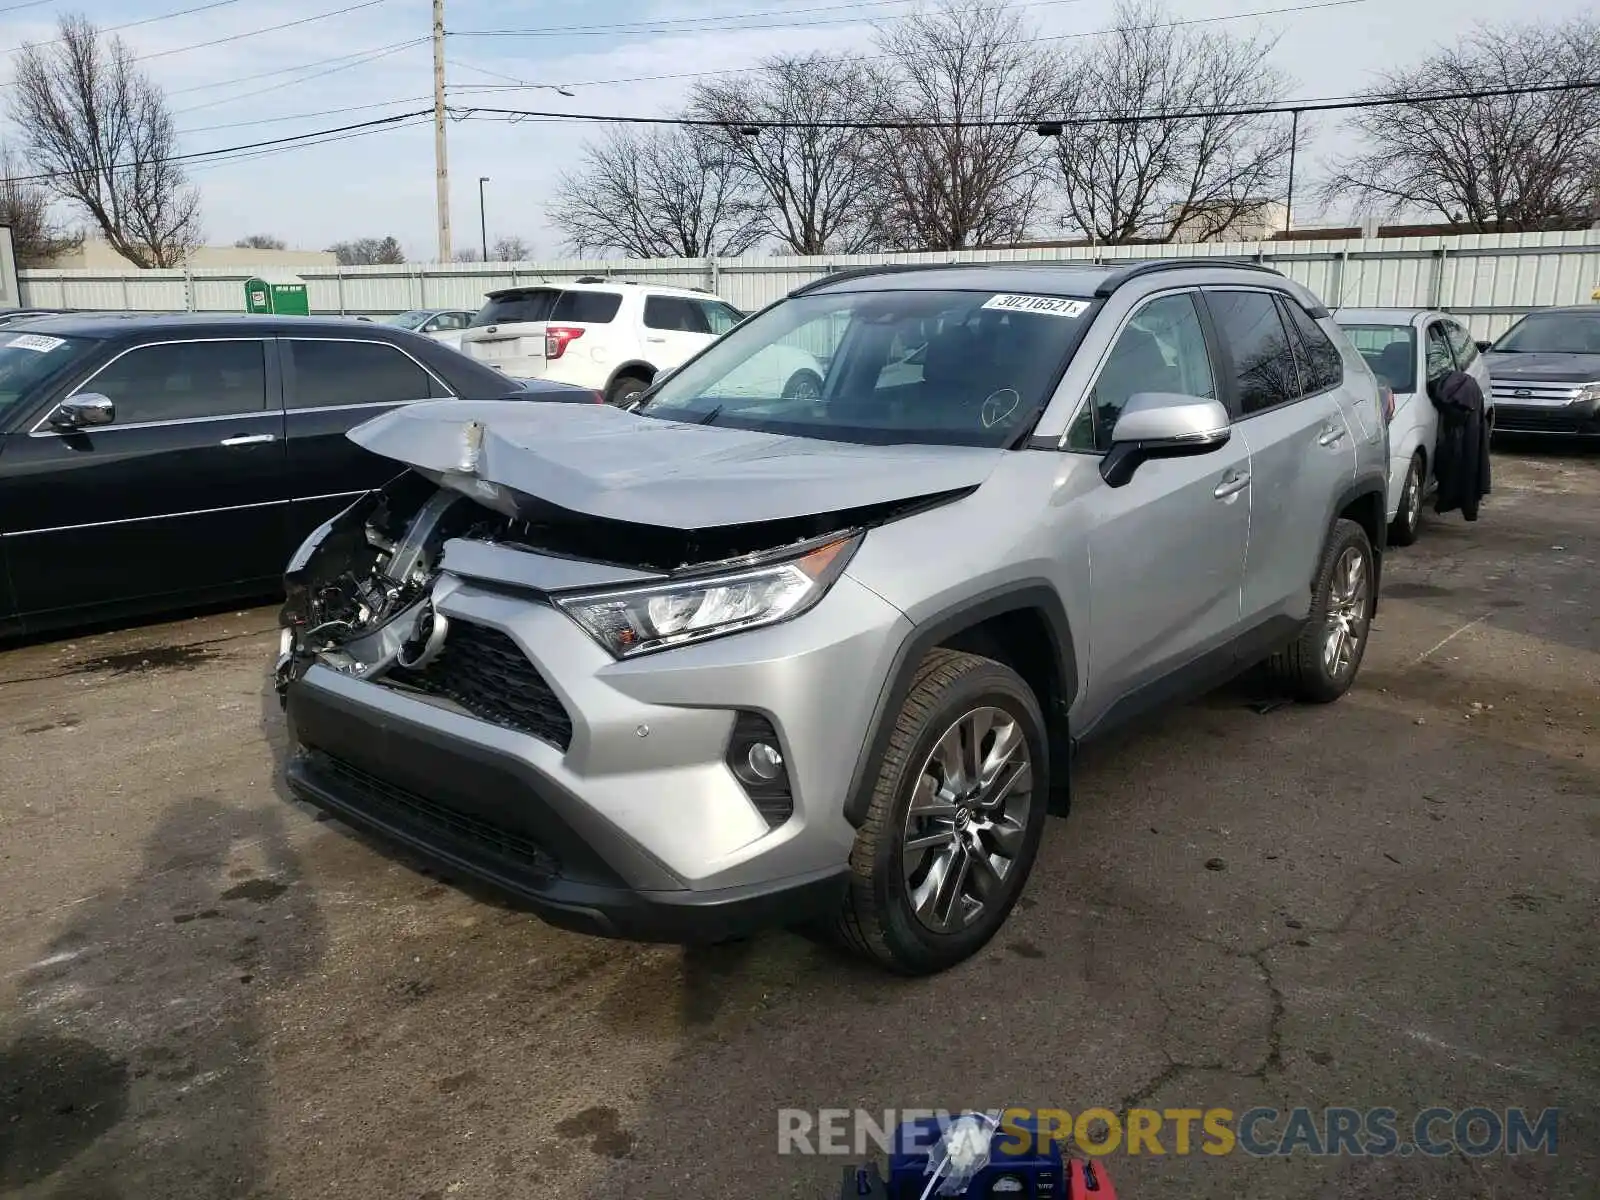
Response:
[[19, 231, 1600, 339]]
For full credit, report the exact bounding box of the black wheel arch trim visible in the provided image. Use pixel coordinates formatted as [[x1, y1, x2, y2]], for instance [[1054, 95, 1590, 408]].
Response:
[[606, 361, 656, 391], [842, 582, 1078, 828], [1331, 470, 1388, 611]]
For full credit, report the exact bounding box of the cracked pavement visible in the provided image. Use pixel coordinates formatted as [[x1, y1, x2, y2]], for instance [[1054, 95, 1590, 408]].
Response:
[[0, 446, 1595, 1199]]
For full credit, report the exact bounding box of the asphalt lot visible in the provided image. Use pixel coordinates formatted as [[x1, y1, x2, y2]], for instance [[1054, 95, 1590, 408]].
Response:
[[1, 446, 1596, 1200]]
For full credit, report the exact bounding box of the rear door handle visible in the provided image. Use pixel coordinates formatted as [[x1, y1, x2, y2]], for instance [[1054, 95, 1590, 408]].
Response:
[[1317, 422, 1348, 447], [220, 433, 275, 447], [1214, 469, 1251, 499]]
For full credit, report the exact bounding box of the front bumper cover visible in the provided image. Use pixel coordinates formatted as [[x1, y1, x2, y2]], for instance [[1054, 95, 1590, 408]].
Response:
[[285, 674, 848, 942]]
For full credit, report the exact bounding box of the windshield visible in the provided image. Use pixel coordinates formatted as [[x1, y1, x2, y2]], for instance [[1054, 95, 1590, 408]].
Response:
[[0, 331, 97, 425], [471, 289, 559, 327], [1341, 324, 1417, 393], [636, 288, 1098, 447], [387, 310, 430, 330], [1493, 311, 1600, 354]]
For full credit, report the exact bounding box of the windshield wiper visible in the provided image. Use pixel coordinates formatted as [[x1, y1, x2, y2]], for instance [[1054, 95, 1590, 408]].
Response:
[[694, 404, 723, 425]]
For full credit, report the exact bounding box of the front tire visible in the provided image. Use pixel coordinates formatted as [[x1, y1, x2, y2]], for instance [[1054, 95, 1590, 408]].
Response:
[[1266, 518, 1375, 703], [1388, 452, 1425, 547], [836, 649, 1048, 975]]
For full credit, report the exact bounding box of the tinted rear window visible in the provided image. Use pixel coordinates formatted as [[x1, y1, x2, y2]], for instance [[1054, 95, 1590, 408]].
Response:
[[551, 290, 622, 324], [1342, 325, 1417, 393], [472, 289, 559, 327]]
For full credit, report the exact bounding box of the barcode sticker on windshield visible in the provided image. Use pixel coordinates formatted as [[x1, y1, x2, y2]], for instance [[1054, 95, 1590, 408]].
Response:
[[982, 294, 1090, 318], [7, 333, 65, 353]]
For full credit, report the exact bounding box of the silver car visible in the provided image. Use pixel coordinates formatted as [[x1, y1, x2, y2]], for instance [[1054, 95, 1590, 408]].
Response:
[[275, 261, 1390, 974], [1334, 308, 1493, 545]]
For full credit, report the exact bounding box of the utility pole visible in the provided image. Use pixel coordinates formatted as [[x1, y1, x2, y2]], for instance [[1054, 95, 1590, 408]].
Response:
[[432, 0, 451, 262], [479, 176, 490, 261]]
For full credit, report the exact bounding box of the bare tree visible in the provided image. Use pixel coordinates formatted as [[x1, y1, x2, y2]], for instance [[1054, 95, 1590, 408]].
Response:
[[234, 233, 286, 250], [328, 236, 405, 265], [689, 54, 893, 254], [1322, 18, 1600, 230], [9, 15, 201, 268], [1053, 0, 1294, 243], [869, 0, 1063, 250], [490, 235, 533, 261], [0, 144, 82, 267], [549, 125, 765, 258], [453, 247, 483, 262]]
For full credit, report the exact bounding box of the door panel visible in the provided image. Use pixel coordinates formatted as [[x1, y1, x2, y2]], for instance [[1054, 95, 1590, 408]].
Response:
[[1204, 290, 1353, 624], [1083, 444, 1253, 725], [1076, 291, 1249, 721], [1, 337, 285, 617], [282, 338, 445, 544]]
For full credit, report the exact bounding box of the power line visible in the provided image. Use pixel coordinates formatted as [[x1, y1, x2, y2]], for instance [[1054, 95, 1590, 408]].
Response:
[[454, 0, 919, 37], [132, 0, 397, 64], [167, 37, 423, 96], [172, 38, 424, 115], [0, 0, 54, 14], [2, 0, 250, 55], [5, 108, 432, 184], [185, 115, 431, 173], [454, 77, 1600, 131], [177, 94, 432, 134], [463, 0, 1374, 92], [455, 0, 1093, 39]]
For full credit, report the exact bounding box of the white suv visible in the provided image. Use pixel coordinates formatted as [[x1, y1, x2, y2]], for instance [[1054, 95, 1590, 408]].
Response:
[[457, 279, 824, 406]]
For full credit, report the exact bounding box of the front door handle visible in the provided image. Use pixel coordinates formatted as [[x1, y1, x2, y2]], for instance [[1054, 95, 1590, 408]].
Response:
[[220, 433, 275, 447], [646, 336, 667, 344], [1317, 422, 1348, 447], [1214, 469, 1251, 499]]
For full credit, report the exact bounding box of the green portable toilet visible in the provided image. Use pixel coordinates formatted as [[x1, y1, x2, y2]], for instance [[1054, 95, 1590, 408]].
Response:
[[243, 277, 310, 315]]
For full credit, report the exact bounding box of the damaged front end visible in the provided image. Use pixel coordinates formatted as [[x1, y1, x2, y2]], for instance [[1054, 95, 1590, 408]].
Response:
[[274, 472, 494, 700]]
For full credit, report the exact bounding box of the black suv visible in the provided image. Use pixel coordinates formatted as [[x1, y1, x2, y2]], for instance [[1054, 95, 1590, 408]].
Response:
[[0, 313, 588, 637]]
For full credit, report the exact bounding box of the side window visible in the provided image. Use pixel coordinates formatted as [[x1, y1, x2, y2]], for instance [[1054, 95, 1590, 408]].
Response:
[[1206, 290, 1301, 415], [287, 339, 437, 409], [85, 340, 266, 424], [1067, 293, 1215, 453], [1425, 323, 1454, 390], [1279, 298, 1344, 393], [699, 301, 743, 335], [551, 291, 622, 324], [644, 296, 711, 334], [1443, 320, 1479, 370]]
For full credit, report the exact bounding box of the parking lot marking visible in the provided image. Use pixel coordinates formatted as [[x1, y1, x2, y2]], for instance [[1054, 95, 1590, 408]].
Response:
[[1410, 613, 1491, 666]]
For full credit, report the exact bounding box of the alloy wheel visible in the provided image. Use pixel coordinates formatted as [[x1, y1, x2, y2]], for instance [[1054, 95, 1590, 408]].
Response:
[[901, 706, 1034, 933], [1405, 460, 1424, 530], [1322, 545, 1370, 678]]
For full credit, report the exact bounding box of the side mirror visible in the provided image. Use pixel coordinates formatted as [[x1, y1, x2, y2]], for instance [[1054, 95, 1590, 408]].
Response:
[[1100, 393, 1231, 488], [1474, 340, 1492, 354], [51, 392, 116, 430]]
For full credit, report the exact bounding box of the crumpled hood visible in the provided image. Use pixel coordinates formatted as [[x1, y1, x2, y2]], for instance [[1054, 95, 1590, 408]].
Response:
[[346, 399, 1005, 529], [1484, 351, 1600, 384]]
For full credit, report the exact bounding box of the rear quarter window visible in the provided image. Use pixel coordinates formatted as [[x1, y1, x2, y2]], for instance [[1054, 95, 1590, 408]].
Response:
[[551, 291, 622, 323]]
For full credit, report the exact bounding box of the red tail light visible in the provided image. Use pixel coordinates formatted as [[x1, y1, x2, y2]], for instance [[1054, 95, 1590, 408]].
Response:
[[591, 390, 604, 403], [545, 325, 585, 360], [1379, 384, 1396, 424]]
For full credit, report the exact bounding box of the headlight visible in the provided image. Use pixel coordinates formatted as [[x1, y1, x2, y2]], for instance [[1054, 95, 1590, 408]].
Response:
[[553, 534, 860, 658], [1577, 383, 1600, 405]]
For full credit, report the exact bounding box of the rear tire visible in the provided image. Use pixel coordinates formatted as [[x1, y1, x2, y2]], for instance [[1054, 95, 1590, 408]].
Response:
[[781, 369, 823, 401], [1265, 518, 1375, 704], [1388, 452, 1425, 547], [605, 372, 650, 407], [836, 649, 1048, 975]]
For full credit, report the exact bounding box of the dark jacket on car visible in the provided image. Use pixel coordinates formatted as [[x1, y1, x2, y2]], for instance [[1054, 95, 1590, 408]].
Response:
[[1430, 369, 1491, 521]]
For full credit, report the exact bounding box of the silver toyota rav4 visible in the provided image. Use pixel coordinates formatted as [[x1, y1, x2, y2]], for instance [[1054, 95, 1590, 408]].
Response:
[[275, 261, 1390, 974]]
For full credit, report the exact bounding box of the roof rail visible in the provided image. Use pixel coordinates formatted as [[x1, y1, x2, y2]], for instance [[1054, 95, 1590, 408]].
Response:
[[1093, 258, 1281, 297]]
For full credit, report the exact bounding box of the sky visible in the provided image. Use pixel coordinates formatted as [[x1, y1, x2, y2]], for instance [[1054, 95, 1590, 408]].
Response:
[[1, 0, 1595, 261]]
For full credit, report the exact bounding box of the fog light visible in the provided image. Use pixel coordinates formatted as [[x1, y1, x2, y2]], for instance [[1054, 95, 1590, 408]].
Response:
[[726, 712, 793, 828], [746, 741, 783, 781]]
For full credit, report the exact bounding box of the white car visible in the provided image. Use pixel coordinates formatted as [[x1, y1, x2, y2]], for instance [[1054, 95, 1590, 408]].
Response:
[[385, 309, 476, 348], [1334, 307, 1494, 545], [457, 279, 824, 407]]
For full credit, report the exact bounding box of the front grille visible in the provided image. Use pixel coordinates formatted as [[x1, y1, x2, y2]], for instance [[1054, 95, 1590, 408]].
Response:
[[309, 751, 562, 879], [1495, 408, 1593, 433], [1490, 382, 1586, 405], [386, 621, 574, 750]]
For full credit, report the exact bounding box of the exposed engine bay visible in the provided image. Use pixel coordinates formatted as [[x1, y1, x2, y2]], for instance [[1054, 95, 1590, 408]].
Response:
[[274, 467, 966, 700]]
